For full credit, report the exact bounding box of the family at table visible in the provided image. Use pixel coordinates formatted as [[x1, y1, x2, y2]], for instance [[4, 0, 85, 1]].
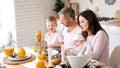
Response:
[[0, 7, 111, 68], [38, 7, 111, 68]]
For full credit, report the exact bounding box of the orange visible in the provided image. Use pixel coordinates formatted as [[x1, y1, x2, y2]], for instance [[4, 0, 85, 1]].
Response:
[[36, 30, 42, 42], [36, 60, 44, 68], [38, 54, 45, 60], [4, 46, 14, 56], [17, 48, 26, 57]]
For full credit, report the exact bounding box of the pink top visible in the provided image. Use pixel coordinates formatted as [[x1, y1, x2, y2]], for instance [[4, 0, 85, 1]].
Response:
[[87, 30, 109, 66]]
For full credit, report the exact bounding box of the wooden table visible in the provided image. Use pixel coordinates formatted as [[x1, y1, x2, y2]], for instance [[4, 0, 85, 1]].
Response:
[[0, 47, 38, 68], [102, 66, 113, 68]]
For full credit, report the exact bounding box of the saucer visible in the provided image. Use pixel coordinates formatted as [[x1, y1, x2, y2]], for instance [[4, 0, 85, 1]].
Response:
[[8, 54, 31, 61]]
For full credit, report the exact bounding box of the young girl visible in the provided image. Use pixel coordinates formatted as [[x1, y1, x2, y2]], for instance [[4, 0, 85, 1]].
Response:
[[45, 16, 63, 51]]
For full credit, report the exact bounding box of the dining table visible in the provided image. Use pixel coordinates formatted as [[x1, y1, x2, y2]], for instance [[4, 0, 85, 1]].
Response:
[[0, 46, 38, 68], [0, 46, 114, 68]]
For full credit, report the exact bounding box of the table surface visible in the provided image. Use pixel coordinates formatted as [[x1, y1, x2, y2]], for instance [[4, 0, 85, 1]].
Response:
[[0, 46, 38, 68], [0, 46, 113, 68]]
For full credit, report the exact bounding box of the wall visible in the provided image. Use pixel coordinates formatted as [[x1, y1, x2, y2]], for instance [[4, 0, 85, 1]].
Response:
[[101, 24, 120, 56], [0, 0, 1, 27], [15, 0, 56, 47], [1, 0, 57, 47], [71, 0, 120, 17], [0, 0, 16, 43]]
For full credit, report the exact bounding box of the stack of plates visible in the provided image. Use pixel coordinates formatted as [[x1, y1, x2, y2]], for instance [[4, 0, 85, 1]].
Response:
[[8, 54, 31, 61]]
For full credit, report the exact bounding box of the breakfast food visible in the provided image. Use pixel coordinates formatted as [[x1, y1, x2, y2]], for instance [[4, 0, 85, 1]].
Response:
[[17, 48, 26, 57], [52, 53, 61, 65], [52, 59, 61, 65], [52, 53, 61, 59], [38, 53, 61, 65]]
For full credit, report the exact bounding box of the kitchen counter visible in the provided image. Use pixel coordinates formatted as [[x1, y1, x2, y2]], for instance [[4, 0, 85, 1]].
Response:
[[100, 21, 120, 26]]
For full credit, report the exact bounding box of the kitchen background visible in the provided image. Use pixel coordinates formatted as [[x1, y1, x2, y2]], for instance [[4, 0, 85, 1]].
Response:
[[0, 0, 120, 56]]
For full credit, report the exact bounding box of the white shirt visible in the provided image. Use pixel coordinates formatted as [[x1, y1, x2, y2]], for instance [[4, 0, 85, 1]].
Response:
[[45, 31, 63, 51], [45, 31, 63, 44], [62, 26, 82, 50]]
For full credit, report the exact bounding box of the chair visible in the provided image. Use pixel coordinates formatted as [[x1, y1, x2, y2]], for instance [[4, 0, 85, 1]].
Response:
[[110, 45, 120, 68]]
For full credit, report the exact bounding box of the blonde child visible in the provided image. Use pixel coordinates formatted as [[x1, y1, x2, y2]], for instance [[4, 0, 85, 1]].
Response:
[[44, 16, 63, 51]]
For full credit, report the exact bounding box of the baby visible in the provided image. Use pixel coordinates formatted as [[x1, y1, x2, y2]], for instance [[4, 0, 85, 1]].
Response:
[[66, 33, 90, 56], [44, 16, 63, 51], [73, 33, 85, 51], [73, 33, 91, 55]]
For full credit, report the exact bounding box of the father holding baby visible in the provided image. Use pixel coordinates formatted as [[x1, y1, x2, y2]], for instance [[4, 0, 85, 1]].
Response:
[[58, 7, 82, 51]]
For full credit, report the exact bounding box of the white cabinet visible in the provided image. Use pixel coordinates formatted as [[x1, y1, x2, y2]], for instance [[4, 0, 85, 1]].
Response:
[[109, 26, 120, 35], [101, 25, 120, 56]]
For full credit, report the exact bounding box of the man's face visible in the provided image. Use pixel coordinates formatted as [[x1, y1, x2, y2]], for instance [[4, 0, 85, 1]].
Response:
[[59, 14, 70, 27]]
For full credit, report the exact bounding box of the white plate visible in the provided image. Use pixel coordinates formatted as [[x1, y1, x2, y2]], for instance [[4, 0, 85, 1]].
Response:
[[51, 50, 59, 56], [8, 54, 31, 61]]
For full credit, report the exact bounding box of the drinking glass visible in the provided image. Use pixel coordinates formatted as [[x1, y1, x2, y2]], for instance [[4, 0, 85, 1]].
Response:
[[4, 45, 14, 56], [33, 42, 41, 52]]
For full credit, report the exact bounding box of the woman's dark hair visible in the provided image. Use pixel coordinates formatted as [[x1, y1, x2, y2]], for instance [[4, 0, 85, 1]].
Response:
[[77, 10, 108, 39]]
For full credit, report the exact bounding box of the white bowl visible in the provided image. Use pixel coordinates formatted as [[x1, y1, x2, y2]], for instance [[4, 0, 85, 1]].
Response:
[[67, 54, 91, 68], [51, 50, 59, 56]]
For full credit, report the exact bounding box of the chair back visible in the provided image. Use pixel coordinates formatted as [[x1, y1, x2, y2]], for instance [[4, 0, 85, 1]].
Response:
[[110, 45, 120, 68]]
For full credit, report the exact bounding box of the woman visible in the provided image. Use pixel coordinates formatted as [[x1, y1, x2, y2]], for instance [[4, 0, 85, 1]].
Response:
[[77, 10, 110, 67]]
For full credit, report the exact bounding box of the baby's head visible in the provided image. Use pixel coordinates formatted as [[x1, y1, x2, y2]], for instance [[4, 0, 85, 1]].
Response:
[[73, 33, 85, 46], [46, 16, 57, 32]]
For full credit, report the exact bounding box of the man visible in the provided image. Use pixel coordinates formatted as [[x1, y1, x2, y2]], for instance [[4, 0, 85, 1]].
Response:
[[58, 7, 82, 51]]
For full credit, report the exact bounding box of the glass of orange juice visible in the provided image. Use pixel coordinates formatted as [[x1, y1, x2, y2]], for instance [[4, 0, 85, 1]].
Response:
[[4, 46, 14, 56]]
